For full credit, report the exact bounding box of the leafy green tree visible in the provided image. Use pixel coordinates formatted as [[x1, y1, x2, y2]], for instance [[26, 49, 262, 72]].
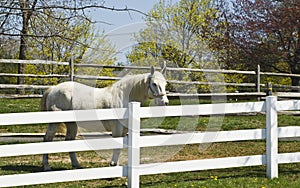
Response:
[[24, 10, 116, 89], [129, 0, 218, 67], [128, 0, 241, 92], [79, 31, 117, 88], [0, 0, 144, 93]]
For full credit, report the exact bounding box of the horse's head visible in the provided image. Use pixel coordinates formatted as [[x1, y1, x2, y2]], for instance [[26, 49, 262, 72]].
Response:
[[148, 63, 169, 106]]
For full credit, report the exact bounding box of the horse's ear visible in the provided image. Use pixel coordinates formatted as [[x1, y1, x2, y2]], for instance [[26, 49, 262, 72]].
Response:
[[161, 61, 167, 76], [150, 66, 155, 75]]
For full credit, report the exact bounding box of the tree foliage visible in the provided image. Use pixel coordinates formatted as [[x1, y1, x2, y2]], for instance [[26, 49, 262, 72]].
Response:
[[217, 0, 300, 86], [0, 0, 144, 92], [128, 0, 242, 92], [24, 13, 116, 88], [128, 0, 218, 68], [128, 0, 299, 91]]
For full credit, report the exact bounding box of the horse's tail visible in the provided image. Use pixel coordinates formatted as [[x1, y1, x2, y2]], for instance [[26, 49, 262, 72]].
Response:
[[40, 87, 66, 134], [40, 87, 51, 112]]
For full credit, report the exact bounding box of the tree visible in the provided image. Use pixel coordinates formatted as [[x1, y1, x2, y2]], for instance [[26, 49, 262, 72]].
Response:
[[0, 0, 145, 93], [24, 9, 117, 89], [128, 0, 235, 92], [129, 0, 218, 68], [218, 0, 300, 86]]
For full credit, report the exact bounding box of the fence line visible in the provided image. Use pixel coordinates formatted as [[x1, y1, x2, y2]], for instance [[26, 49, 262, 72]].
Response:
[[0, 73, 69, 78], [1, 97, 300, 187], [1, 59, 300, 98], [0, 59, 69, 66]]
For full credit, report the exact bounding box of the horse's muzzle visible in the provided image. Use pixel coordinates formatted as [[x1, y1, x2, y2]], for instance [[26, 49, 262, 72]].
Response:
[[154, 95, 169, 106]]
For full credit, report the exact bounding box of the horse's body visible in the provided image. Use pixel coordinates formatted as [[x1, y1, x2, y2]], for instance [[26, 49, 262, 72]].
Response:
[[41, 66, 168, 171]]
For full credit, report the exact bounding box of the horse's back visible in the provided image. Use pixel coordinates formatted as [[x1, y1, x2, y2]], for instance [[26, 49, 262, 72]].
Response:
[[47, 81, 97, 111]]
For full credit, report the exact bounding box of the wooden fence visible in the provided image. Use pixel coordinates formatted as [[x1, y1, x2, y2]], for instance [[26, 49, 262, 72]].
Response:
[[1, 59, 300, 99], [1, 96, 300, 187]]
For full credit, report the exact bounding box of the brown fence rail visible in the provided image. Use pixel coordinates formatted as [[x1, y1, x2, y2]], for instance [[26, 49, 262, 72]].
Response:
[[1, 59, 300, 99]]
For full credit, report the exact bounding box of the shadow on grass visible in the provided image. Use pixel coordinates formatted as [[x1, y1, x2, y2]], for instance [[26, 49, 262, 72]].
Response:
[[141, 166, 267, 187], [1, 164, 69, 173], [279, 163, 300, 175], [142, 164, 300, 187]]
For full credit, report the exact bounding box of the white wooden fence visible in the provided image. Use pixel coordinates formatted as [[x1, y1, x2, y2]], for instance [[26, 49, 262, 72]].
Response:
[[1, 96, 300, 187]]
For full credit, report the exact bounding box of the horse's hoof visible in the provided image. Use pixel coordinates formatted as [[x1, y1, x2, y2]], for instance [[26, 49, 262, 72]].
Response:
[[110, 161, 117, 166]]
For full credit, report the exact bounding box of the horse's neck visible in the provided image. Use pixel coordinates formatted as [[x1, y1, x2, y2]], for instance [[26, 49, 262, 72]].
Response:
[[129, 74, 149, 102], [114, 73, 149, 104]]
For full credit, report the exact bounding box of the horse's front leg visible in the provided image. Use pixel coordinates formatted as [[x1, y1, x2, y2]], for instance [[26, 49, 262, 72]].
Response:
[[66, 122, 82, 169], [110, 123, 126, 166]]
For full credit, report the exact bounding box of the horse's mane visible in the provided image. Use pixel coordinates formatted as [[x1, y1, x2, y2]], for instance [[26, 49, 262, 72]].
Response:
[[103, 73, 150, 104], [111, 73, 149, 89]]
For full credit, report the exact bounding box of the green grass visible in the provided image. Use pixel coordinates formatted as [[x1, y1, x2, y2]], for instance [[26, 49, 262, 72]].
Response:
[[1, 142, 300, 187], [1, 98, 300, 187], [0, 98, 46, 133], [0, 98, 40, 113]]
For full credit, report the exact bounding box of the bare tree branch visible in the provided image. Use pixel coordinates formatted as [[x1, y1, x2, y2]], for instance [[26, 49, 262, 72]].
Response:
[[0, 4, 148, 17]]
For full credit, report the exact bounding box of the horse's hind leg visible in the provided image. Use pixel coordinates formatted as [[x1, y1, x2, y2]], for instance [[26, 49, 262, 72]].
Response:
[[110, 123, 125, 166], [110, 148, 121, 166], [65, 122, 82, 169], [43, 123, 59, 171]]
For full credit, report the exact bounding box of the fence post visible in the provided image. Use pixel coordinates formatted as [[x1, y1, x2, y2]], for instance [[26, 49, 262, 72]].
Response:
[[266, 96, 278, 178], [70, 56, 74, 81], [257, 65, 261, 93], [266, 82, 273, 96], [128, 102, 141, 188]]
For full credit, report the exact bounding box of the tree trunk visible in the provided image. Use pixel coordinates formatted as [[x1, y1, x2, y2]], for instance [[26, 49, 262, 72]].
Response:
[[290, 50, 300, 92], [18, 31, 27, 94], [17, 0, 33, 94], [291, 78, 300, 92]]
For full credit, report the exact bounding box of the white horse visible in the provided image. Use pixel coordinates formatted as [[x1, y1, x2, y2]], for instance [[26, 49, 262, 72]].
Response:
[[40, 65, 168, 171]]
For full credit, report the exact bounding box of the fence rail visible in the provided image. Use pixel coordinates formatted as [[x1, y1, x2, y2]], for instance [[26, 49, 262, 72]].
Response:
[[1, 59, 300, 98], [0, 96, 300, 187]]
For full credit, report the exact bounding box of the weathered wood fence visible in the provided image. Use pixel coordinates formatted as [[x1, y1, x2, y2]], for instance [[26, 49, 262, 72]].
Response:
[[0, 96, 300, 187], [1, 59, 300, 99]]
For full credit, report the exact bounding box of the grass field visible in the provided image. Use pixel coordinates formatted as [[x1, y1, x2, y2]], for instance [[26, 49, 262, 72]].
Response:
[[1, 98, 300, 187]]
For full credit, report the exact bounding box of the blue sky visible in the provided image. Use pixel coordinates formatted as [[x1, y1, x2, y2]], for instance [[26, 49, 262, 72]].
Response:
[[93, 0, 153, 31], [92, 0, 179, 32], [89, 0, 179, 63]]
